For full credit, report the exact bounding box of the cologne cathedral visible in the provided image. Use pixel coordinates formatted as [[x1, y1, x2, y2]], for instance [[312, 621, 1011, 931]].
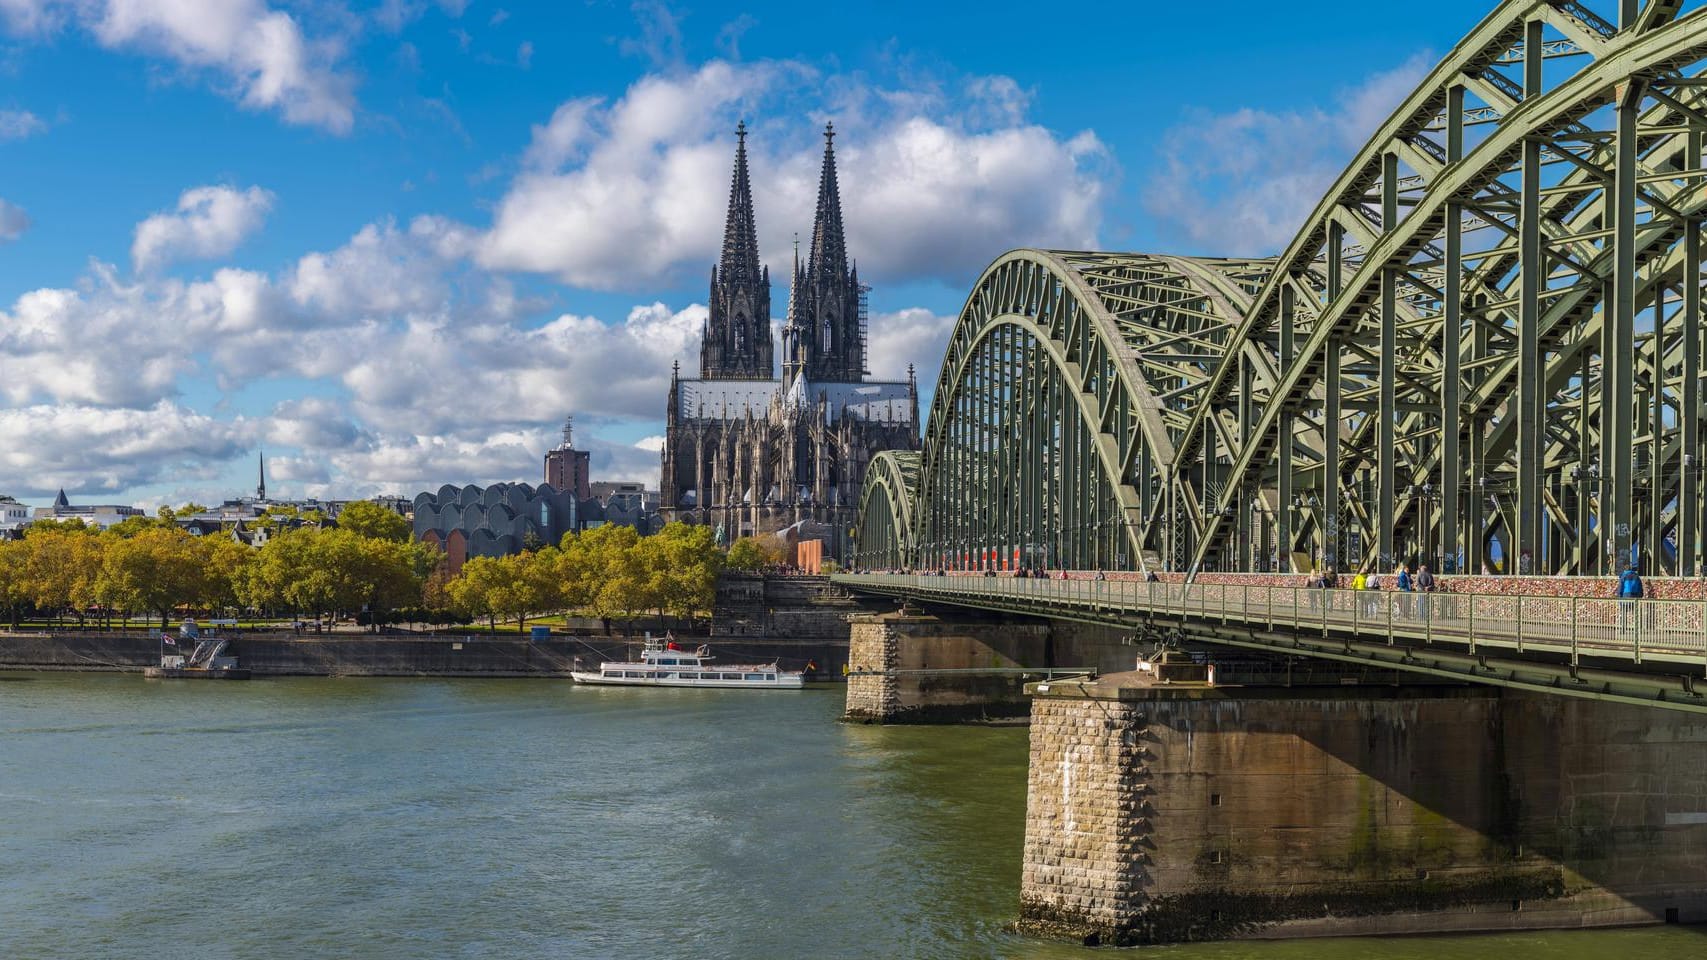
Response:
[[661, 122, 920, 546]]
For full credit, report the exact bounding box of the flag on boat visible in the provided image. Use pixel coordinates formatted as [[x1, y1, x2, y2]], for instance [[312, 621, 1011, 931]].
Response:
[[163, 634, 177, 646]]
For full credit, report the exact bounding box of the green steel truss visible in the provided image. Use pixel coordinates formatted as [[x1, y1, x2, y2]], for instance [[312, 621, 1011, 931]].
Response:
[[855, 451, 920, 569], [854, 0, 1707, 577]]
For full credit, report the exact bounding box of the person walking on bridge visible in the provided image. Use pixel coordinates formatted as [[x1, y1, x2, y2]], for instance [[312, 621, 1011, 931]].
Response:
[[1357, 570, 1382, 618], [1394, 565, 1414, 618], [1415, 564, 1437, 618], [1617, 564, 1645, 631]]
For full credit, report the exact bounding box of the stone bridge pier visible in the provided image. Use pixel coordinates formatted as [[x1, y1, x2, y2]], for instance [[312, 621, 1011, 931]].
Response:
[[1019, 677, 1707, 944], [843, 610, 1056, 723]]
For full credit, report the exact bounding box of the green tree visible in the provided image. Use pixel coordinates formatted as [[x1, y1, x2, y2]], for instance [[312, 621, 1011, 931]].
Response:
[[201, 536, 255, 617], [26, 518, 91, 533], [639, 523, 720, 622], [448, 555, 506, 631], [725, 535, 783, 572], [0, 538, 28, 628], [22, 525, 101, 626], [238, 527, 333, 624], [337, 500, 412, 542], [107, 514, 169, 538], [421, 559, 460, 624], [351, 534, 428, 629], [237, 527, 424, 629], [474, 551, 556, 634], [99, 527, 206, 628], [559, 525, 646, 634], [505, 547, 565, 634]]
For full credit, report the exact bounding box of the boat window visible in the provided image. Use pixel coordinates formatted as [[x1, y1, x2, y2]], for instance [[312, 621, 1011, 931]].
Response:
[[723, 673, 742, 680], [744, 673, 764, 681], [657, 658, 676, 665], [681, 672, 699, 680]]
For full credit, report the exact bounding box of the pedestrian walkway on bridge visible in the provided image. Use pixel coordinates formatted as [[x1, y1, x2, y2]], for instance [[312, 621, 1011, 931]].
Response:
[[835, 572, 1707, 713]]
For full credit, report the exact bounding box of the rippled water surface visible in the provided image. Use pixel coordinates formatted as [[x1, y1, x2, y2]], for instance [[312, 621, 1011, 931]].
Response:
[[1, 673, 1702, 959]]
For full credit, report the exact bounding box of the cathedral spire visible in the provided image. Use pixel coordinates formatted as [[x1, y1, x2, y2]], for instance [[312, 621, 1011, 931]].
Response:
[[719, 120, 761, 286], [782, 232, 808, 389], [794, 121, 863, 382], [257, 449, 267, 501], [806, 122, 847, 282], [700, 121, 774, 380]]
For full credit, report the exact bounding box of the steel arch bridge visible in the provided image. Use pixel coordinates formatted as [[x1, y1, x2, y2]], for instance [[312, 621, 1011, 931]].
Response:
[[854, 0, 1707, 578]]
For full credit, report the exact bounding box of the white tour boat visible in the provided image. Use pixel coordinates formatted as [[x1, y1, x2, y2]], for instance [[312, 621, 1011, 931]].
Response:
[[570, 635, 805, 689]]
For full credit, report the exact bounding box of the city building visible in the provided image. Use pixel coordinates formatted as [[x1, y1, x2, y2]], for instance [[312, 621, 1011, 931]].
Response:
[[660, 123, 920, 549], [589, 481, 660, 515], [543, 417, 593, 502], [412, 483, 580, 573], [581, 481, 659, 532], [33, 490, 144, 530], [366, 495, 413, 517], [0, 495, 31, 537]]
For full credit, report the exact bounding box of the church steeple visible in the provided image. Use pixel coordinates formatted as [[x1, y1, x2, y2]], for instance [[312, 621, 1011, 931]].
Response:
[[257, 449, 267, 501], [782, 233, 808, 391], [807, 122, 848, 283], [700, 121, 774, 380], [720, 121, 761, 287], [793, 121, 865, 382]]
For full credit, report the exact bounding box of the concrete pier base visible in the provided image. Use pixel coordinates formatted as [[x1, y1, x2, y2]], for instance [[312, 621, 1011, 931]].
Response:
[[1018, 676, 1707, 944], [843, 611, 1050, 723]]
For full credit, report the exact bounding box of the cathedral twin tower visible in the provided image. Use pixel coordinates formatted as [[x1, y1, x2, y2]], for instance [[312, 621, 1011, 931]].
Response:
[[700, 121, 867, 385], [662, 122, 920, 542]]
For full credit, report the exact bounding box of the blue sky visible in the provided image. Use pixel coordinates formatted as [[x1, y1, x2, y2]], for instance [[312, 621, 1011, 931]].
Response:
[[0, 0, 1499, 507]]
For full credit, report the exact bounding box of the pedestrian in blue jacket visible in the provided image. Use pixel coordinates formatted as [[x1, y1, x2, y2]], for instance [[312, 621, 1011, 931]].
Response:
[[1617, 565, 1644, 630]]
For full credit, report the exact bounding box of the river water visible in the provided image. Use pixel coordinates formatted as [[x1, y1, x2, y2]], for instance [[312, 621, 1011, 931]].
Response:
[[1, 673, 1701, 959]]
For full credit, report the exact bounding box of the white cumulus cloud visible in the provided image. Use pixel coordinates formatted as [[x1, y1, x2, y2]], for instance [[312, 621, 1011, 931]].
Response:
[[868, 307, 953, 385], [0, 400, 250, 496], [480, 59, 1108, 291], [1141, 54, 1432, 256], [0, 0, 356, 133], [132, 184, 275, 272]]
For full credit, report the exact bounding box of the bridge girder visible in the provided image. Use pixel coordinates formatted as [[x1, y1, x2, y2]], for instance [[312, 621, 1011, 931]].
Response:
[[855, 451, 920, 570], [856, 0, 1707, 580]]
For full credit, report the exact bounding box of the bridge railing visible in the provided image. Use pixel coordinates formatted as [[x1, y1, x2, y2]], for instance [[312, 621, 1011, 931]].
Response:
[[836, 574, 1707, 664]]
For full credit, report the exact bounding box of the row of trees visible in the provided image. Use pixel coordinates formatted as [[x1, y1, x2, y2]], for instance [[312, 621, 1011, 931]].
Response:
[[0, 501, 432, 628], [0, 504, 727, 634], [442, 522, 721, 633]]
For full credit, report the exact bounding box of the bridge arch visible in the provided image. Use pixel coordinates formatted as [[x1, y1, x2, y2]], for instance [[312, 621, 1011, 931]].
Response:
[[856, 1, 1707, 580], [857, 250, 1274, 572], [1178, 0, 1707, 577], [853, 451, 920, 569]]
